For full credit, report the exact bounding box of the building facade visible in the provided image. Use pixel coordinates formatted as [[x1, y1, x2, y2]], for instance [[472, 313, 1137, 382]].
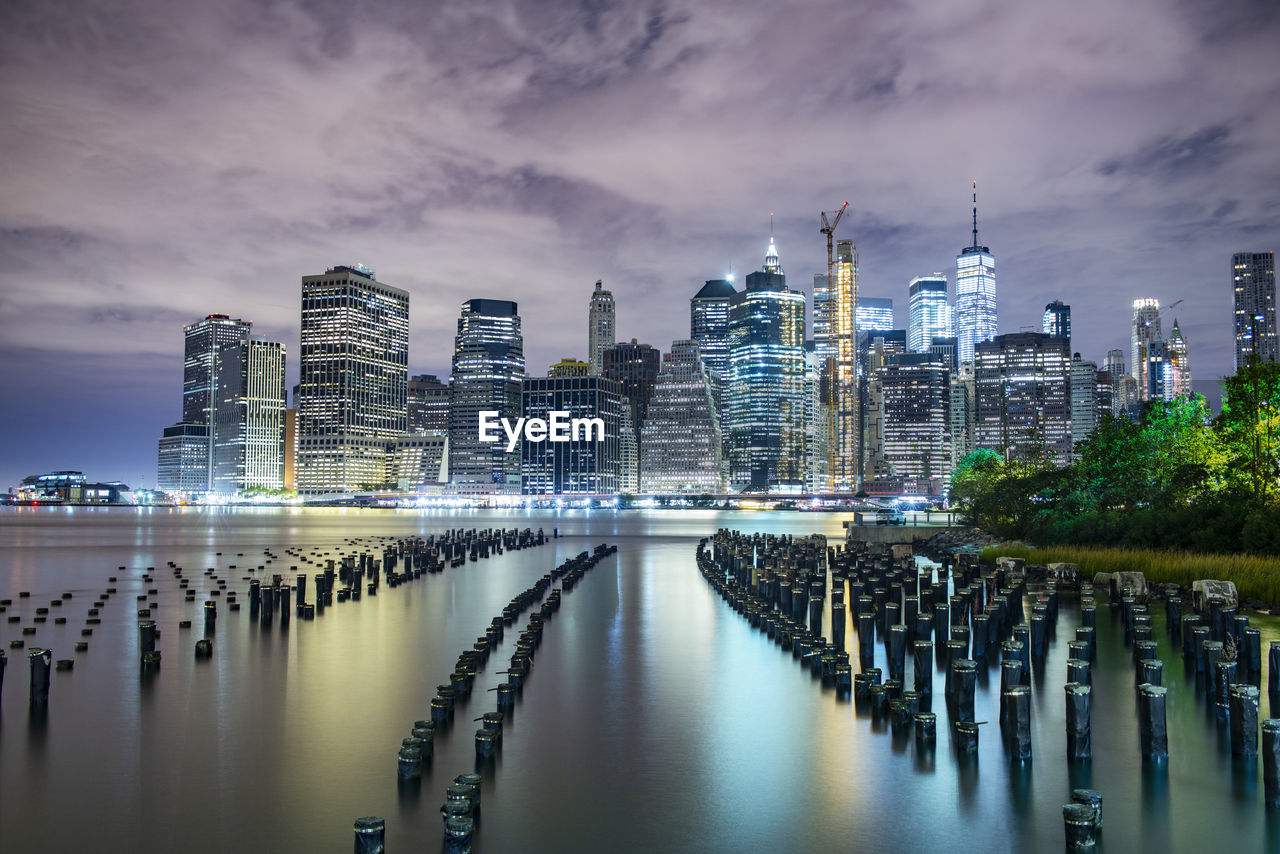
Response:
[[1131, 298, 1161, 401], [1167, 319, 1192, 398], [1070, 354, 1098, 449], [1043, 301, 1071, 340], [640, 340, 726, 494], [1233, 251, 1278, 369], [908, 274, 952, 353], [520, 376, 627, 495], [408, 374, 450, 435], [727, 243, 807, 492], [588, 280, 615, 376], [549, 358, 590, 378], [296, 265, 409, 494], [974, 332, 1072, 465], [874, 353, 952, 494], [690, 278, 736, 378], [448, 299, 525, 494], [856, 297, 893, 334]]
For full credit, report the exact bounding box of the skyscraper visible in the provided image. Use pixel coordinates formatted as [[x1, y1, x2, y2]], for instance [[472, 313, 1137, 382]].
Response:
[[728, 239, 807, 492], [232, 336, 286, 491], [856, 297, 893, 334], [1103, 349, 1135, 417], [908, 274, 952, 352], [812, 274, 833, 361], [1233, 251, 1278, 369], [297, 265, 408, 494], [603, 340, 662, 427], [1070, 353, 1098, 449], [831, 239, 860, 491], [691, 278, 736, 378], [1167, 319, 1192, 397], [448, 299, 524, 494], [588, 280, 615, 376], [1043, 301, 1071, 340], [955, 182, 997, 364], [873, 353, 952, 494], [640, 340, 726, 494], [520, 376, 626, 495], [974, 332, 1072, 465], [159, 314, 285, 495], [407, 374, 450, 435], [1131, 298, 1161, 401]]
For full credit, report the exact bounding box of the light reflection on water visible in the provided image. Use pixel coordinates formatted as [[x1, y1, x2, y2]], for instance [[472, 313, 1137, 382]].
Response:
[[0, 506, 1276, 852]]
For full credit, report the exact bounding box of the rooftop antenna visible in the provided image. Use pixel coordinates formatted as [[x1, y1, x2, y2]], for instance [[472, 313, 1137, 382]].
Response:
[[971, 180, 979, 249]]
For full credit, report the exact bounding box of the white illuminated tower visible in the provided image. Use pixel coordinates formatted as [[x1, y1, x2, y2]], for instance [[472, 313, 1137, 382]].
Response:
[[955, 182, 997, 364]]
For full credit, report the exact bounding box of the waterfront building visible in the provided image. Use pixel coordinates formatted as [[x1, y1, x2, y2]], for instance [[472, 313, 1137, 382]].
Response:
[[1070, 354, 1099, 448], [804, 348, 832, 493], [388, 434, 448, 490], [974, 332, 1072, 465], [955, 183, 997, 364], [588, 280, 616, 376], [1233, 251, 1277, 369], [640, 340, 726, 493], [297, 265, 408, 494], [448, 298, 524, 495], [17, 472, 130, 504], [1043, 300, 1071, 340], [222, 336, 286, 492], [549, 358, 590, 378], [1131, 298, 1161, 401], [691, 278, 736, 378], [520, 376, 627, 495], [157, 423, 209, 495], [727, 239, 807, 491], [907, 275, 952, 353], [175, 313, 250, 491], [283, 408, 296, 491]]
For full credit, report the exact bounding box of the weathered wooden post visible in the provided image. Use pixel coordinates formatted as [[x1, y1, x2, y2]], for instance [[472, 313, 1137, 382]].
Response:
[[1229, 685, 1259, 758], [1137, 684, 1168, 759], [353, 816, 385, 853], [1065, 683, 1091, 760]]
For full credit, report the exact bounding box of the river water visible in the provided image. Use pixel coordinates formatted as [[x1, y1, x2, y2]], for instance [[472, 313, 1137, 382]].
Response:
[[0, 506, 1276, 852]]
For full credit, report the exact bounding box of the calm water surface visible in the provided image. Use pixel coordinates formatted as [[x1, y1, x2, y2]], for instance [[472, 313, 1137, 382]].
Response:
[[1, 506, 1277, 853]]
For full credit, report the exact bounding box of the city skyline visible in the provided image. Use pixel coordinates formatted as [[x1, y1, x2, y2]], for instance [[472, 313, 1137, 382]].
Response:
[[2, 0, 1279, 488]]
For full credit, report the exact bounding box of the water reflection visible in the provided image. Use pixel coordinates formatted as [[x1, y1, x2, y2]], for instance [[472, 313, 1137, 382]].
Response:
[[0, 507, 1275, 853]]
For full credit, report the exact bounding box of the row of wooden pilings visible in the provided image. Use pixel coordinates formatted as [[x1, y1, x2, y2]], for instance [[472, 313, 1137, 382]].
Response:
[[357, 542, 618, 853], [0, 528, 553, 718], [695, 529, 1279, 850]]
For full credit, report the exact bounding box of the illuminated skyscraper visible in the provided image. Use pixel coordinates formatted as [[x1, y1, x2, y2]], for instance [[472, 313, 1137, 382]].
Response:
[[728, 238, 807, 491], [520, 376, 626, 495], [1233, 251, 1278, 369], [856, 297, 893, 334], [159, 314, 285, 495], [1043, 301, 1071, 340], [691, 278, 736, 378], [873, 353, 952, 494], [640, 340, 726, 493], [408, 374, 450, 435], [1167, 320, 1192, 397], [1070, 353, 1098, 449], [908, 275, 952, 352], [297, 265, 408, 494], [1131, 298, 1161, 401], [812, 274, 834, 362], [830, 239, 859, 491], [588, 279, 615, 376], [955, 182, 997, 364], [974, 333, 1072, 465], [448, 299, 524, 494]]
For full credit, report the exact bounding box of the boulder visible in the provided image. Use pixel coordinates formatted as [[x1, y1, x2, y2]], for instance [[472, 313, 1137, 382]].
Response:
[[1092, 572, 1113, 587], [1191, 580, 1239, 613], [996, 556, 1026, 577], [1115, 571, 1148, 602], [1048, 562, 1080, 582]]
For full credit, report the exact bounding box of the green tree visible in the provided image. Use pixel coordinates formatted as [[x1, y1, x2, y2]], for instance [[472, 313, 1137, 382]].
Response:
[[1216, 357, 1280, 501]]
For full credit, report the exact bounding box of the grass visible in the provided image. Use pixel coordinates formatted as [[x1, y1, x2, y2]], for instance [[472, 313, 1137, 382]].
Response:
[[979, 543, 1280, 606]]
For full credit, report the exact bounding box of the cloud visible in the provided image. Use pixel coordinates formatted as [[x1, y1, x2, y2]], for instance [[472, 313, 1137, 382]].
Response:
[[1, 0, 1278, 484]]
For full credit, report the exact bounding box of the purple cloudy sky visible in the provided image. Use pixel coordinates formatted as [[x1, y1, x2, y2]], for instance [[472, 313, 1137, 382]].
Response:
[[1, 0, 1278, 488]]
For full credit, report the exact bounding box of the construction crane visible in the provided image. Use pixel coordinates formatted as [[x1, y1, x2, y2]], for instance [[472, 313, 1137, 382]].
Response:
[[820, 202, 850, 492]]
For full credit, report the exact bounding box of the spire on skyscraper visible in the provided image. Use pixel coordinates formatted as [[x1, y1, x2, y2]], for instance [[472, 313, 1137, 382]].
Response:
[[763, 213, 783, 275], [971, 179, 979, 249]]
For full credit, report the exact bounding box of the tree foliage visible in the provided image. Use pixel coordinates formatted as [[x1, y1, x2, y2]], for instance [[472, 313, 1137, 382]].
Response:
[[949, 364, 1280, 555]]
